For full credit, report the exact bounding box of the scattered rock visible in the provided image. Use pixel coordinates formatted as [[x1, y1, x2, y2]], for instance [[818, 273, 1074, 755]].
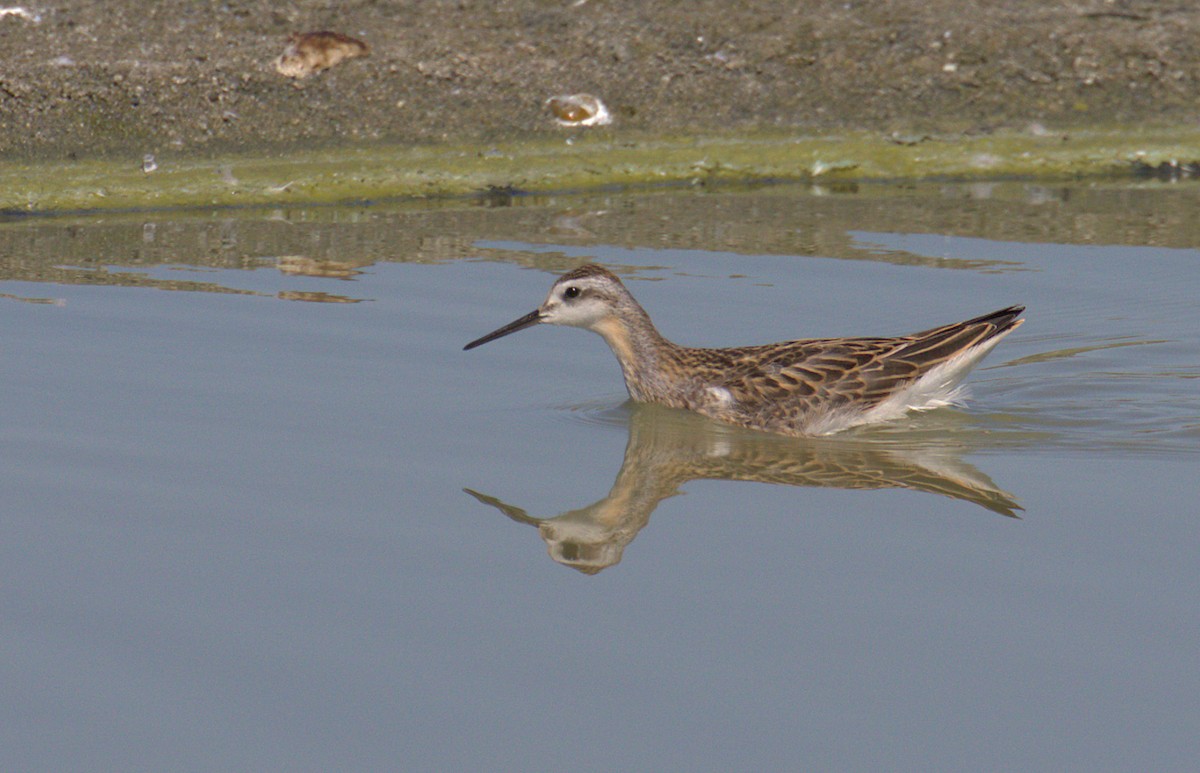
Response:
[[274, 31, 370, 79], [0, 6, 40, 23], [1132, 159, 1200, 181]]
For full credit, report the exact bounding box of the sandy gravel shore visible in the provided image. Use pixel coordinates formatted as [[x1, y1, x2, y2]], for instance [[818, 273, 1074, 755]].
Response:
[[3, 0, 1198, 159]]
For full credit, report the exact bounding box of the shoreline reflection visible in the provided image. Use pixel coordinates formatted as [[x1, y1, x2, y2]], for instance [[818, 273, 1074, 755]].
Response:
[[466, 403, 1022, 574]]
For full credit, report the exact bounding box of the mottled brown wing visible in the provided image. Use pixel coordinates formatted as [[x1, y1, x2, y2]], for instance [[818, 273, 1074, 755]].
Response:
[[720, 305, 1025, 413], [719, 339, 900, 414]]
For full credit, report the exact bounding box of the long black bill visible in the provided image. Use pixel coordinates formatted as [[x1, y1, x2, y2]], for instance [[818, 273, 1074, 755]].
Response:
[[463, 309, 542, 350]]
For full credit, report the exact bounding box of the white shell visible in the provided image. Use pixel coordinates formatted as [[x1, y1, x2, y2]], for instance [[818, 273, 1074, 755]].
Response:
[[545, 93, 612, 127]]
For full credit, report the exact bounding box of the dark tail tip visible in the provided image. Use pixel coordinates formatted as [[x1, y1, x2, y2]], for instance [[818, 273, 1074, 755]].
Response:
[[967, 304, 1025, 331]]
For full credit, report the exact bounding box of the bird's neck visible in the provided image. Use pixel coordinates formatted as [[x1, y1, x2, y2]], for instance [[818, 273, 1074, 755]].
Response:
[[589, 307, 682, 403]]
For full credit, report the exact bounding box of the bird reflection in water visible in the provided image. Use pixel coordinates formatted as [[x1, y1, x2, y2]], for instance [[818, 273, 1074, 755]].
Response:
[[465, 403, 1021, 575]]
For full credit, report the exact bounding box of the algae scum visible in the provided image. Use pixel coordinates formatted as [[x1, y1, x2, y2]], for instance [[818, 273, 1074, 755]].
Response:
[[4, 127, 1200, 214]]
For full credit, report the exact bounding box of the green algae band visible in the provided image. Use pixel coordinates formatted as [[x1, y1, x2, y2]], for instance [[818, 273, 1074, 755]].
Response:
[[3, 128, 1199, 213]]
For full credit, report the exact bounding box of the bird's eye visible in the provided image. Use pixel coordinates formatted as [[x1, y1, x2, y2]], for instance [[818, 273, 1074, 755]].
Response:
[[563, 286, 581, 299]]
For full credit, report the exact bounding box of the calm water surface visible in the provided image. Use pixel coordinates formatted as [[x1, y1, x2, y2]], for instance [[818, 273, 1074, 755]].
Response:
[[2, 182, 1198, 770]]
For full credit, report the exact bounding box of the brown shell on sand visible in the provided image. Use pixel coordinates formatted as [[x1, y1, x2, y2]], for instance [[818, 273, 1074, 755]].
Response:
[[274, 31, 370, 79]]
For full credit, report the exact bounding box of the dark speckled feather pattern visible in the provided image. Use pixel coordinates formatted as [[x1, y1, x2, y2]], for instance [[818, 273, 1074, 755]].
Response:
[[469, 264, 1024, 436]]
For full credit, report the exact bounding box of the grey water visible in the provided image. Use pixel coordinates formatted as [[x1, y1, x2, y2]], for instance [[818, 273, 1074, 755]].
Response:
[[1, 181, 1197, 771]]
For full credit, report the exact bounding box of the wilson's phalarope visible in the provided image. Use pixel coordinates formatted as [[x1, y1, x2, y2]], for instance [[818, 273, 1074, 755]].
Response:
[[464, 264, 1024, 436]]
